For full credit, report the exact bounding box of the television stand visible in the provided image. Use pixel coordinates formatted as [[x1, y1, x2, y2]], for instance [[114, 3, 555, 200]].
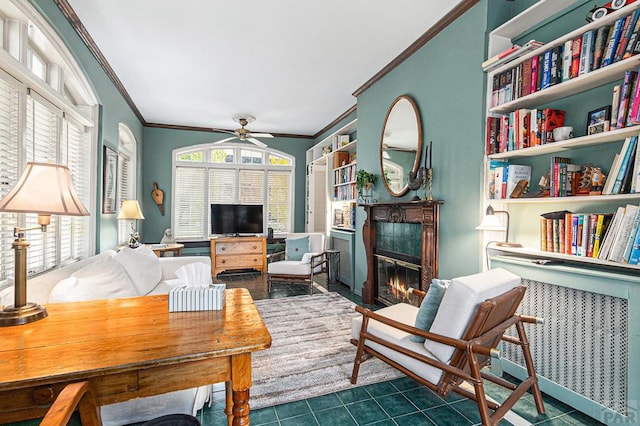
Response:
[[210, 236, 267, 277]]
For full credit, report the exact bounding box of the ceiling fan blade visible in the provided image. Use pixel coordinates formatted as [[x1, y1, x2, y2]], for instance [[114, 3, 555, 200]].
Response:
[[248, 137, 267, 148], [212, 136, 238, 145], [211, 128, 237, 136], [249, 133, 274, 138]]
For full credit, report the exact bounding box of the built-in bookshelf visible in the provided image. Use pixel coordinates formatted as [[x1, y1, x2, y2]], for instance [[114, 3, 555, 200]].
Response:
[[483, 0, 640, 267]]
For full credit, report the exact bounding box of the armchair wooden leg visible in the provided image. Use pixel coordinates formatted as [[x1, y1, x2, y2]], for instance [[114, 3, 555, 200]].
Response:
[[516, 321, 545, 415]]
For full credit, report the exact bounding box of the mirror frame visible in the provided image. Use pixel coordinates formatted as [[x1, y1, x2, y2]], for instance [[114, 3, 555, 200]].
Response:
[[379, 95, 423, 197]]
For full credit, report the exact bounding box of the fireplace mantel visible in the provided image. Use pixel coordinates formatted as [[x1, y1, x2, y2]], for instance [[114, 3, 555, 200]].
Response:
[[361, 200, 442, 304]]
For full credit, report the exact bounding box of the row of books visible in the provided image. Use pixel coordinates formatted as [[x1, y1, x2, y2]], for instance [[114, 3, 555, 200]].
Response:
[[491, 8, 640, 108], [489, 162, 531, 199], [539, 205, 640, 265], [333, 163, 356, 186], [485, 108, 565, 155], [333, 183, 357, 201], [602, 134, 640, 195]]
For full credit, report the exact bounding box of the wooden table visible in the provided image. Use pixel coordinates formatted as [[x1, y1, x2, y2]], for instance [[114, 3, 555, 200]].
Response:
[[0, 288, 271, 425], [145, 243, 184, 257]]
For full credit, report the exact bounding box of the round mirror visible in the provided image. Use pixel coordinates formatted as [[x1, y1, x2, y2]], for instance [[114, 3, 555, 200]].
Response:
[[380, 95, 422, 196]]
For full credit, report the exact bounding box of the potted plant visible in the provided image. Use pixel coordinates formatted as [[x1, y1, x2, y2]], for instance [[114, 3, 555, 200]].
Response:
[[356, 169, 378, 197]]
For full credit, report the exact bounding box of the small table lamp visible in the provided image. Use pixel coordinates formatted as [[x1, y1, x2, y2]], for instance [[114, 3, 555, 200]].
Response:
[[0, 162, 90, 326], [476, 205, 522, 248], [117, 200, 144, 248]]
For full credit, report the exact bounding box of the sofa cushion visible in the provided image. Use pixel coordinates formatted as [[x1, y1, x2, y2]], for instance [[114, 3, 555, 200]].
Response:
[[114, 246, 161, 295], [424, 268, 521, 363], [286, 236, 309, 261], [410, 279, 450, 343], [352, 303, 444, 385], [48, 257, 137, 303], [268, 260, 311, 276]]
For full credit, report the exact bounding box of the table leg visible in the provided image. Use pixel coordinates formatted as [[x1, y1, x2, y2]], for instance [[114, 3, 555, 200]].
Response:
[[231, 353, 252, 426], [225, 381, 233, 426]]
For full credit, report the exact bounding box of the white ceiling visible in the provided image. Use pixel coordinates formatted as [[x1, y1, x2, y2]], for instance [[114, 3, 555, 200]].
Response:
[[65, 0, 465, 136]]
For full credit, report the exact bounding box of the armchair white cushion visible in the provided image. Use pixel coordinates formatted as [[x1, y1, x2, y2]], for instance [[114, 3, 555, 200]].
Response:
[[267, 232, 326, 294]]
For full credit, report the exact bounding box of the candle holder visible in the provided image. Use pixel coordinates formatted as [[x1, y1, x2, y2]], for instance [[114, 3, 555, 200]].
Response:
[[427, 168, 433, 200]]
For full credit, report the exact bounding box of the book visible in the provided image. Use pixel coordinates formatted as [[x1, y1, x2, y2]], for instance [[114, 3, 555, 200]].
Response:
[[611, 136, 638, 194], [494, 166, 506, 199], [622, 207, 640, 262], [540, 217, 548, 252], [577, 214, 586, 256], [529, 108, 541, 146], [542, 49, 552, 89], [488, 160, 509, 199], [611, 84, 622, 126], [599, 206, 626, 259], [631, 139, 640, 192], [530, 55, 539, 94], [601, 17, 626, 68], [627, 222, 640, 264], [624, 10, 640, 59], [593, 25, 611, 69], [579, 29, 596, 76], [620, 143, 637, 193], [505, 164, 531, 198], [616, 71, 638, 129], [614, 13, 637, 63], [562, 39, 572, 81], [549, 45, 563, 87], [481, 40, 545, 71], [486, 116, 500, 155], [564, 212, 573, 254], [609, 204, 640, 262], [546, 218, 554, 252], [603, 152, 622, 195], [570, 36, 582, 79], [571, 214, 579, 255], [586, 213, 598, 257], [550, 156, 570, 197], [628, 68, 640, 124], [593, 213, 614, 258]]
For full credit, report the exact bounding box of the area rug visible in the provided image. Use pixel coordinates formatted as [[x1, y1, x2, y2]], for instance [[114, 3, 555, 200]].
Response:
[[250, 292, 403, 409]]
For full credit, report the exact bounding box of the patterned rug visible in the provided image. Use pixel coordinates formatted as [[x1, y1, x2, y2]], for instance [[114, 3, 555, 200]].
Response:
[[250, 292, 403, 409]]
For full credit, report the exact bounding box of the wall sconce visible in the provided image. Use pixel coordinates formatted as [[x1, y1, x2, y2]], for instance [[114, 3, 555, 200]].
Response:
[[476, 205, 522, 248], [117, 200, 145, 247], [0, 162, 90, 326]]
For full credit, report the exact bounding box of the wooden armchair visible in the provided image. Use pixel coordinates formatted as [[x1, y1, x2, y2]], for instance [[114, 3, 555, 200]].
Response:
[[351, 268, 545, 426], [267, 232, 327, 294]]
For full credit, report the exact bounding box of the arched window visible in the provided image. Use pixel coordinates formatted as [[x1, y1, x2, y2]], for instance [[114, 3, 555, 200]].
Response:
[[0, 0, 97, 286], [173, 143, 294, 240], [117, 124, 137, 245]]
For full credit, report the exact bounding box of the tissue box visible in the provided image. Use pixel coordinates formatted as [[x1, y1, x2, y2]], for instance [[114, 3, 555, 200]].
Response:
[[168, 283, 226, 312]]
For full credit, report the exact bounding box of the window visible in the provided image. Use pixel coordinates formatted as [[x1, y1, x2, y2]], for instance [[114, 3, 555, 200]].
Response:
[[173, 144, 294, 240], [117, 124, 137, 245], [0, 0, 97, 288]]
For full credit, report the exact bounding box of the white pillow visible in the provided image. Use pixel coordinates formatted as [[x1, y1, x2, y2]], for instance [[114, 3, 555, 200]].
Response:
[[114, 246, 161, 295], [424, 268, 521, 363], [49, 258, 137, 303]]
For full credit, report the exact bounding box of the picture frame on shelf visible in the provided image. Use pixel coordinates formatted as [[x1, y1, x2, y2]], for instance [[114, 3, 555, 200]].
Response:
[[586, 105, 611, 135], [102, 145, 118, 214]]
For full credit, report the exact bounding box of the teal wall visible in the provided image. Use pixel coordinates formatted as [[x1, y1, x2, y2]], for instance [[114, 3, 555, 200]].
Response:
[[30, 0, 145, 253], [141, 128, 314, 242], [352, 1, 490, 293]]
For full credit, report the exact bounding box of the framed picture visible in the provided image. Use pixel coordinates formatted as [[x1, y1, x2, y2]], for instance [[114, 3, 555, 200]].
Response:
[[102, 145, 118, 214], [586, 105, 611, 135]]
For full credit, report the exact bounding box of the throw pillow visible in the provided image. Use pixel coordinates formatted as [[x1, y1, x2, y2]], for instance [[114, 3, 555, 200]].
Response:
[[286, 236, 309, 261], [114, 245, 162, 295], [49, 258, 137, 303], [410, 279, 450, 343]]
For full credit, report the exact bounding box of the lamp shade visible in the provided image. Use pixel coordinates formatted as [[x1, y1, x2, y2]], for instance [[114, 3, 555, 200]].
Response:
[[476, 206, 505, 231], [0, 162, 89, 216], [117, 200, 145, 220]]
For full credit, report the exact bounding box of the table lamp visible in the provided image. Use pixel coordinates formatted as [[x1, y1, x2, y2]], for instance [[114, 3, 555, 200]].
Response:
[[0, 162, 90, 326], [476, 205, 522, 248], [117, 199, 144, 248]]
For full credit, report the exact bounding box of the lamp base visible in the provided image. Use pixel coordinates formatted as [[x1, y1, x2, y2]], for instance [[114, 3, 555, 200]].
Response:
[[0, 302, 48, 326], [495, 241, 523, 248]]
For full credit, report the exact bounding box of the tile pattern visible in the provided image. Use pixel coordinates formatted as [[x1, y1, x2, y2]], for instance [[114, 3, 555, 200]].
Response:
[[201, 272, 605, 426]]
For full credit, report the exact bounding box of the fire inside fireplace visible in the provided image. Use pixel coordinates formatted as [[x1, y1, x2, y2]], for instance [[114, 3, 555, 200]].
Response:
[[375, 254, 421, 306]]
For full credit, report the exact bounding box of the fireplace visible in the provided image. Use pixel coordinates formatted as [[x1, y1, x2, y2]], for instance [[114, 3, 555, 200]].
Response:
[[361, 200, 442, 305], [375, 254, 421, 305]]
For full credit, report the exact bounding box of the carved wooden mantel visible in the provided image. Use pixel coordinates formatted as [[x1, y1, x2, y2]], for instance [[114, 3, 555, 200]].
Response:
[[361, 200, 442, 304]]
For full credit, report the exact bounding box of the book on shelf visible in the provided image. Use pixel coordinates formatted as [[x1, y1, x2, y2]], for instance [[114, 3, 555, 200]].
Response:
[[631, 138, 640, 192], [611, 84, 622, 126], [487, 160, 509, 199], [627, 220, 640, 264], [593, 213, 614, 258], [616, 71, 638, 129], [550, 156, 570, 197], [604, 135, 638, 194], [617, 9, 640, 62], [598, 206, 626, 260], [593, 25, 611, 69], [608, 204, 640, 262], [579, 29, 596, 76], [601, 16, 626, 68], [540, 218, 547, 252], [482, 40, 545, 71], [530, 55, 539, 94], [622, 207, 640, 261], [562, 40, 572, 82], [505, 165, 531, 198], [570, 36, 582, 79]]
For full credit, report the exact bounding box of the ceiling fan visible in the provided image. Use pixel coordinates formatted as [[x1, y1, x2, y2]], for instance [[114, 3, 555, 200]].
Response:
[[212, 114, 274, 148]]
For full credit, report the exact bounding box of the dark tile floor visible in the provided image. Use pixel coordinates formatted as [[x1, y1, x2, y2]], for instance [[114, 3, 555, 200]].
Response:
[[199, 272, 605, 426]]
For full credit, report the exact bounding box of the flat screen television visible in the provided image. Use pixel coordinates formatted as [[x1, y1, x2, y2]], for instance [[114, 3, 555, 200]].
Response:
[[210, 204, 264, 236]]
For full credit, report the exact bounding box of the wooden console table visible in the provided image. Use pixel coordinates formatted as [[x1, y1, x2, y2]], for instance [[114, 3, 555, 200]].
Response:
[[145, 243, 184, 257], [0, 289, 271, 425], [211, 236, 267, 276]]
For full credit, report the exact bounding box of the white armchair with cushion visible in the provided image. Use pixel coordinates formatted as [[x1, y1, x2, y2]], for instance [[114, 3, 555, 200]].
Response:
[[267, 232, 327, 294]]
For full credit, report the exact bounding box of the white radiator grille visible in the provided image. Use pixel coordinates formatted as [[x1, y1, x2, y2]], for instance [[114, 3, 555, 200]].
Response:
[[504, 279, 628, 415]]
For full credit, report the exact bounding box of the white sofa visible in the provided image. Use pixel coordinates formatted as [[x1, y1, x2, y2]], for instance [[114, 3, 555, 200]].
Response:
[[0, 247, 212, 426]]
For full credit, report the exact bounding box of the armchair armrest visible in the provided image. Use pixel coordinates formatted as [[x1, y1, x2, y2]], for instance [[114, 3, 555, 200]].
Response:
[[267, 250, 286, 263]]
